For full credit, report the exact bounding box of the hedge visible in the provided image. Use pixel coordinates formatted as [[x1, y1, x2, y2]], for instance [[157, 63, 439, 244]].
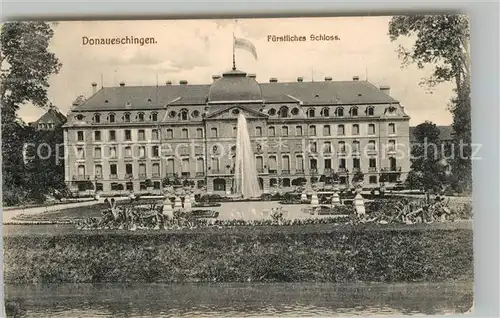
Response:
[[3, 225, 472, 284]]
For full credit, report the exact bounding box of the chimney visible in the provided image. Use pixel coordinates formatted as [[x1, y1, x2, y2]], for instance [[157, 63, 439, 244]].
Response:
[[352, 76, 359, 81], [379, 85, 391, 95], [247, 73, 256, 79], [91, 82, 97, 94], [297, 77, 303, 82], [179, 80, 188, 85], [325, 76, 332, 82], [165, 80, 172, 85], [269, 77, 278, 83], [212, 75, 221, 82], [119, 81, 125, 87]]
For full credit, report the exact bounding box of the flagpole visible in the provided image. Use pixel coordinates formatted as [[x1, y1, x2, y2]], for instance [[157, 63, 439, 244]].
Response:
[[232, 32, 236, 70]]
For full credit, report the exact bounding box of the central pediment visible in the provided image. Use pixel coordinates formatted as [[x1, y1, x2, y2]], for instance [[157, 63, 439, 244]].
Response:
[[205, 104, 268, 120]]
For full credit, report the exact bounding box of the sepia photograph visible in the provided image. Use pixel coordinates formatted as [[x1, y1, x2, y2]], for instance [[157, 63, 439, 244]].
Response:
[[2, 15, 473, 317]]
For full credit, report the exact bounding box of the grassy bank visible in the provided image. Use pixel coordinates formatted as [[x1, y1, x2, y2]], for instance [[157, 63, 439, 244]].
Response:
[[3, 225, 472, 284]]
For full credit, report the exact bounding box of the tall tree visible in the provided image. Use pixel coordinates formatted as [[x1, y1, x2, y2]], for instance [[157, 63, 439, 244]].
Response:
[[388, 15, 472, 192], [1, 22, 62, 204]]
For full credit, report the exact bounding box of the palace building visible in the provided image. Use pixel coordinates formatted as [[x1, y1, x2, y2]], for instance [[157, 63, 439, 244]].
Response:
[[63, 67, 411, 195]]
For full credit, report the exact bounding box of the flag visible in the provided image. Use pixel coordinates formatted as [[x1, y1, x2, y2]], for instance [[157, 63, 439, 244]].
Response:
[[234, 36, 258, 60]]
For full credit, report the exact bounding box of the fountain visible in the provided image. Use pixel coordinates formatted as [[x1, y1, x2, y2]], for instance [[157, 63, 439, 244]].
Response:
[[234, 113, 262, 199]]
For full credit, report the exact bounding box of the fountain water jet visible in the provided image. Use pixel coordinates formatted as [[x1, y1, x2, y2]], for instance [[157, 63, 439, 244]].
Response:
[[234, 113, 262, 199]]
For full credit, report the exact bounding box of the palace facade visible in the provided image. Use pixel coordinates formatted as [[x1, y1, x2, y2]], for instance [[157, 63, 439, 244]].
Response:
[[63, 67, 411, 195]]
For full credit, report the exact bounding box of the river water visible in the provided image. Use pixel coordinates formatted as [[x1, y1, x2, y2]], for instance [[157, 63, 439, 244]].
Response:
[[5, 281, 473, 317]]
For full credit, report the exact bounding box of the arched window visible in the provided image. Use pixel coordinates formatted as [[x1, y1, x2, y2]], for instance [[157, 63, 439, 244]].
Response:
[[123, 112, 131, 122], [151, 112, 158, 121], [93, 113, 101, 123], [278, 106, 289, 118], [321, 107, 330, 117], [350, 107, 358, 117], [137, 112, 145, 122], [336, 107, 344, 117], [180, 109, 189, 121], [268, 108, 276, 116], [108, 113, 115, 123], [367, 106, 375, 116], [307, 108, 315, 118]]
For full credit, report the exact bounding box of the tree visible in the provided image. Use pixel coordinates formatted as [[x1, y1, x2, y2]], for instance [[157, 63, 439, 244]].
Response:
[[72, 95, 87, 106], [352, 171, 364, 187], [388, 15, 471, 193], [406, 121, 448, 193]]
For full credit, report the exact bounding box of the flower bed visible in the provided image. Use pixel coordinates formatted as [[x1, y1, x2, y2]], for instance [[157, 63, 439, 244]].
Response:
[[3, 225, 472, 284]]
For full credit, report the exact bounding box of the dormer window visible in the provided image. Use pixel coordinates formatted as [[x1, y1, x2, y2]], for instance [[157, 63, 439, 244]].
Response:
[[336, 107, 344, 117], [278, 106, 289, 118], [180, 109, 189, 121], [108, 113, 115, 123], [320, 107, 329, 117], [350, 107, 358, 117], [268, 108, 276, 116], [291, 108, 299, 115], [137, 112, 145, 122], [307, 108, 315, 118], [123, 113, 131, 122], [75, 114, 85, 121], [168, 111, 177, 118], [192, 110, 200, 118], [232, 108, 240, 115], [147, 98, 152, 102], [93, 113, 101, 123], [151, 112, 158, 121], [367, 107, 375, 116]]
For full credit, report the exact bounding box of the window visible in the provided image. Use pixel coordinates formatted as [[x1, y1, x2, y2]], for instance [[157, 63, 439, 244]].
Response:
[[182, 128, 189, 139], [389, 157, 397, 171], [279, 106, 289, 118], [296, 155, 304, 171], [255, 126, 262, 136], [336, 107, 344, 117], [139, 163, 146, 177], [296, 126, 303, 136], [77, 147, 85, 159], [136, 129, 144, 141], [109, 146, 117, 158], [211, 157, 220, 172], [152, 163, 160, 176], [95, 164, 103, 178], [110, 164, 117, 176], [94, 113, 101, 123], [109, 130, 116, 141], [352, 124, 360, 135], [94, 147, 102, 158], [388, 123, 396, 134], [126, 182, 134, 191], [310, 158, 318, 170], [268, 108, 276, 116], [282, 126, 288, 136], [152, 146, 159, 157], [291, 108, 299, 115], [138, 113, 145, 122], [353, 141, 360, 152], [125, 130, 132, 141], [269, 156, 277, 173], [139, 146, 146, 158], [282, 155, 290, 172], [310, 142, 317, 153], [339, 158, 346, 169], [323, 125, 331, 136], [152, 129, 159, 140], [167, 158, 175, 175], [77, 165, 85, 176], [151, 112, 158, 121], [353, 158, 360, 169], [388, 140, 396, 152], [77, 131, 84, 141], [307, 108, 315, 118], [268, 126, 275, 137], [125, 146, 132, 158], [168, 111, 177, 118], [255, 156, 263, 172], [321, 107, 330, 117], [368, 124, 375, 135], [180, 109, 189, 121], [369, 158, 377, 168], [211, 127, 218, 138], [338, 141, 346, 153], [166, 129, 173, 139], [369, 176, 377, 184], [94, 131, 101, 141], [109, 113, 115, 123], [153, 181, 161, 189], [191, 110, 200, 118], [126, 164, 133, 177], [368, 140, 376, 151], [337, 124, 345, 136], [96, 183, 103, 191], [196, 158, 204, 174], [367, 107, 374, 116], [196, 128, 203, 138], [124, 113, 131, 122], [213, 178, 226, 191], [324, 141, 332, 153], [324, 158, 332, 170], [309, 125, 316, 136], [351, 107, 358, 117]]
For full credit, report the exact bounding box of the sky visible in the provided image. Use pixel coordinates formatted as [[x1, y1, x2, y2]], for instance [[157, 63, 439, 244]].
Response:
[[17, 16, 455, 126]]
